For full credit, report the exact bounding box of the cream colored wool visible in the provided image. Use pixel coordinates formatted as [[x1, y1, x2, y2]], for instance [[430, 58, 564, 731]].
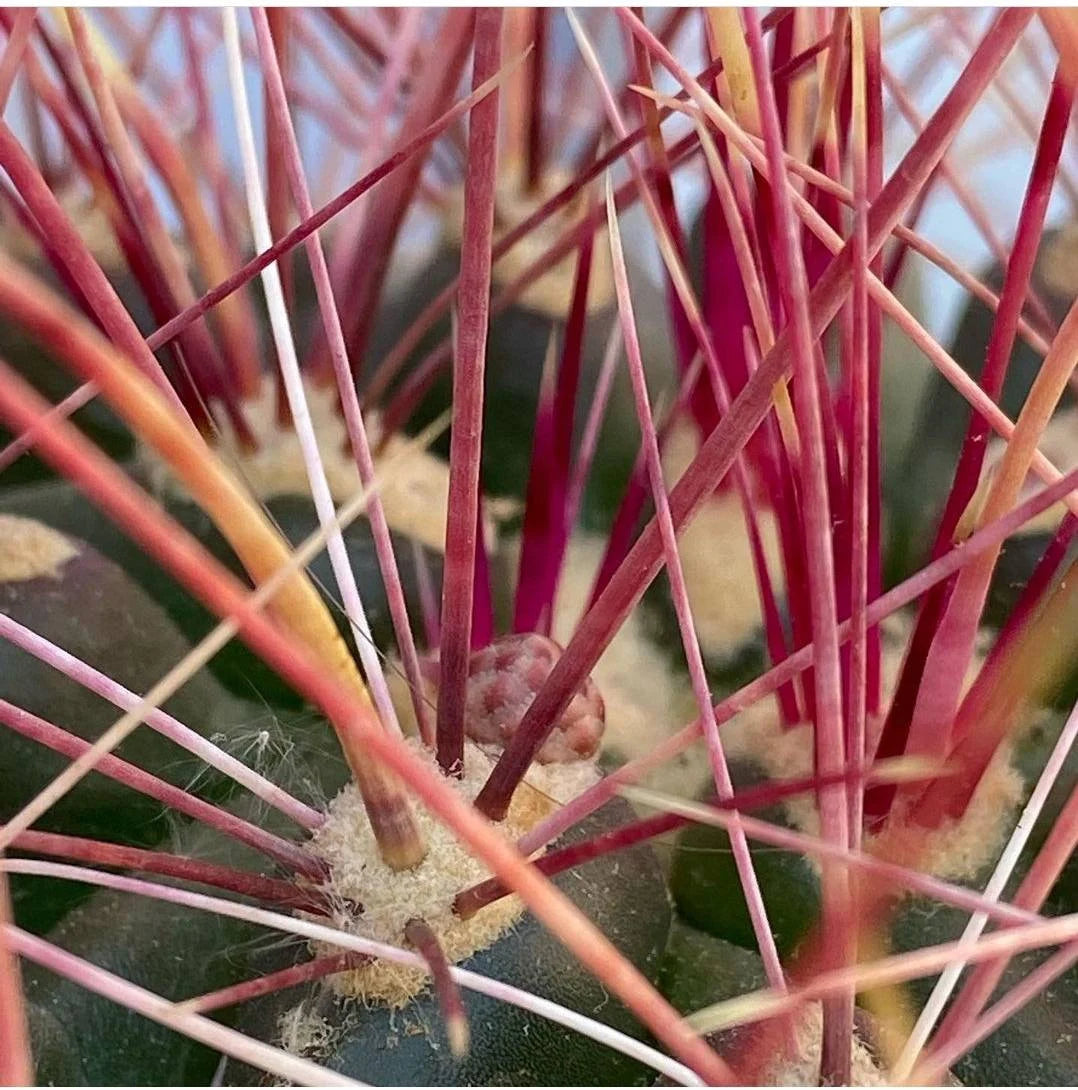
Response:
[[500, 499, 1024, 880], [719, 612, 917, 835], [517, 751, 602, 806], [2, 184, 126, 271], [1038, 219, 1078, 299], [761, 1005, 888, 1086], [877, 745, 1024, 881], [306, 738, 598, 1007], [718, 613, 1025, 881], [277, 1004, 333, 1059], [0, 515, 78, 582], [500, 497, 780, 799], [138, 376, 512, 554], [660, 420, 786, 664], [442, 164, 614, 318]]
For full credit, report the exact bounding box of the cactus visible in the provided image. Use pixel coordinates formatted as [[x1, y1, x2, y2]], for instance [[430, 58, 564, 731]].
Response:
[[0, 8, 1076, 1088]]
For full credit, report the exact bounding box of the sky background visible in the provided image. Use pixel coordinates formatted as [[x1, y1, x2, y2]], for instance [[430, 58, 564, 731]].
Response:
[[14, 8, 1071, 353]]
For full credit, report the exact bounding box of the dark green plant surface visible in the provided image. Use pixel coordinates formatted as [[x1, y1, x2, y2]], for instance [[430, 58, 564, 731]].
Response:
[[668, 763, 821, 959], [658, 917, 767, 1014], [0, 482, 443, 709], [2, 9, 1078, 1088], [890, 899, 1078, 1088], [0, 293, 137, 489], [23, 836, 273, 1085], [641, 563, 771, 695], [25, 889, 263, 1086], [0, 519, 253, 845], [4, 472, 1072, 1086], [18, 742, 342, 1088], [657, 918, 768, 1072], [0, 454, 677, 1087]]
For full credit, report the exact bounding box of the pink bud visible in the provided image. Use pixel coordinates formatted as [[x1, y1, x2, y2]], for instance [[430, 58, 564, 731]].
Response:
[[463, 633, 605, 762]]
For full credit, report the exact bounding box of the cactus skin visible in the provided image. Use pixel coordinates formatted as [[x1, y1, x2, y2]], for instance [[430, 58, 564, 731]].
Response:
[[668, 762, 821, 959], [0, 482, 442, 707], [21, 815, 274, 1086], [0, 519, 251, 845]]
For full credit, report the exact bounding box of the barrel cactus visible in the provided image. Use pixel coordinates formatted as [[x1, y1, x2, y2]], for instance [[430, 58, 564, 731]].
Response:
[[0, 8, 1076, 1088]]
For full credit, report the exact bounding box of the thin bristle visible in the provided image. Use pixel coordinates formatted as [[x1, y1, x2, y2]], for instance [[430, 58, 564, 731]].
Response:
[[0, 698, 324, 879], [0, 612, 323, 831]]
